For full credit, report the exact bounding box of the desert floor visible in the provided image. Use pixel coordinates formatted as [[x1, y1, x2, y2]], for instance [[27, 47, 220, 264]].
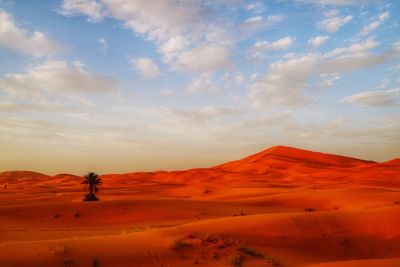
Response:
[[1, 146, 400, 267]]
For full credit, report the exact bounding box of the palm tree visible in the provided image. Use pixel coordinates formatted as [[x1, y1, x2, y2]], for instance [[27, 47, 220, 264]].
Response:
[[82, 172, 102, 201]]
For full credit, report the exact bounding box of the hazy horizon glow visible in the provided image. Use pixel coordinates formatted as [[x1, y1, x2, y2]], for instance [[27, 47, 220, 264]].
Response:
[[1, 0, 399, 175]]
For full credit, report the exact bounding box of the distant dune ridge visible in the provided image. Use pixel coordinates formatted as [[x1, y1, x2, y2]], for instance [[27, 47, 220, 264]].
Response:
[[1, 145, 398, 186], [0, 146, 400, 267]]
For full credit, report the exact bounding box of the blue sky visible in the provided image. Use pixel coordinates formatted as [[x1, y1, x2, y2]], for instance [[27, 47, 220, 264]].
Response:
[[0, 0, 399, 175]]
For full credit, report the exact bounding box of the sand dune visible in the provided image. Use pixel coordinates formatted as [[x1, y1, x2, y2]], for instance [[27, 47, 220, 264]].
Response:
[[1, 146, 399, 266]]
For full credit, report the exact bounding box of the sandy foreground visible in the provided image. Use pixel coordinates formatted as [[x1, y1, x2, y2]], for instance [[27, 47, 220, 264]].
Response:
[[1, 146, 400, 267]]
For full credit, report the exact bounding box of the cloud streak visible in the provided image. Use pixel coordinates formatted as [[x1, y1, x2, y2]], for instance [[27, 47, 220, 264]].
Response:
[[0, 9, 61, 57], [249, 40, 399, 109], [341, 88, 400, 107]]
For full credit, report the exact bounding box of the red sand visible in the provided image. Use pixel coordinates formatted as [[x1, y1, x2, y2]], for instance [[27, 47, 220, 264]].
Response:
[[0, 146, 399, 266]]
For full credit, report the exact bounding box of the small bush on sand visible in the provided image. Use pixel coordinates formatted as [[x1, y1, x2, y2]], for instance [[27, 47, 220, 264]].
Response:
[[92, 257, 100, 267], [172, 238, 191, 250], [229, 255, 245, 267], [238, 245, 264, 258], [304, 207, 315, 212], [61, 259, 75, 267], [265, 255, 282, 267]]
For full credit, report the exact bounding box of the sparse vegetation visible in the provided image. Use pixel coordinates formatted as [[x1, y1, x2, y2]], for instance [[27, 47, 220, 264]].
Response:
[[172, 238, 191, 250], [232, 210, 248, 216], [203, 188, 211, 194], [82, 172, 102, 201], [238, 245, 264, 258], [56, 244, 75, 267], [265, 255, 282, 267], [61, 259, 75, 267], [229, 255, 244, 267], [92, 257, 100, 267], [170, 234, 283, 267], [340, 239, 350, 248]]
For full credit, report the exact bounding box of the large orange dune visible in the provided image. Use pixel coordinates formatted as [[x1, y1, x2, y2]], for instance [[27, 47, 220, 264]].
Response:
[[0, 146, 399, 267]]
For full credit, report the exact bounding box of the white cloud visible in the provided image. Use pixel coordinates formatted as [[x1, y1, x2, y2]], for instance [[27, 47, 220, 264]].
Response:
[[324, 38, 378, 58], [101, 0, 223, 73], [0, 9, 60, 57], [186, 76, 220, 94], [61, 0, 234, 74], [249, 43, 398, 109], [0, 60, 116, 97], [250, 72, 259, 80], [254, 36, 294, 52], [245, 16, 263, 24], [378, 78, 390, 89], [241, 15, 283, 33], [170, 106, 242, 123], [242, 15, 263, 32], [249, 54, 320, 109], [309, 35, 329, 48], [60, 0, 106, 22], [174, 44, 232, 73], [97, 37, 109, 54], [234, 72, 244, 85], [295, 0, 370, 5], [235, 111, 292, 130], [317, 15, 352, 33], [102, 0, 202, 40], [328, 118, 350, 128], [341, 88, 400, 107], [246, 2, 266, 13], [250, 36, 295, 60], [0, 60, 117, 113], [359, 12, 389, 36], [130, 57, 161, 80], [317, 73, 340, 89], [324, 9, 339, 18], [157, 35, 190, 62], [159, 88, 173, 97]]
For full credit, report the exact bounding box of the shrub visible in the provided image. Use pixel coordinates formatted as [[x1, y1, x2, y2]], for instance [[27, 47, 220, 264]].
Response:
[[92, 257, 100, 267], [266, 256, 281, 267], [172, 238, 191, 250], [229, 255, 245, 267], [238, 245, 264, 258]]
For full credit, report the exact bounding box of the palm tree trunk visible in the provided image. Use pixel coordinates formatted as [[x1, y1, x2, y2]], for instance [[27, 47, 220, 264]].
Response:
[[90, 182, 94, 197]]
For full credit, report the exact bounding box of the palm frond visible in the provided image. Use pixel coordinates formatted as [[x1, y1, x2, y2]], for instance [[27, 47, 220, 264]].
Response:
[[82, 172, 102, 201]]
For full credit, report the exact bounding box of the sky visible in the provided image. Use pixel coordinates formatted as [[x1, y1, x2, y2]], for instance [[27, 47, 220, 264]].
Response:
[[0, 0, 399, 175]]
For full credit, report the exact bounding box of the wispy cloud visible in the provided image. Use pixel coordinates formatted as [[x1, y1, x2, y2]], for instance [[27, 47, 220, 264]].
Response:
[[309, 35, 329, 49], [249, 41, 399, 109], [341, 88, 400, 107], [317, 14, 352, 33], [359, 12, 389, 36], [59, 0, 106, 22], [97, 37, 109, 54], [130, 57, 161, 80], [0, 9, 61, 57], [0, 60, 117, 113]]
